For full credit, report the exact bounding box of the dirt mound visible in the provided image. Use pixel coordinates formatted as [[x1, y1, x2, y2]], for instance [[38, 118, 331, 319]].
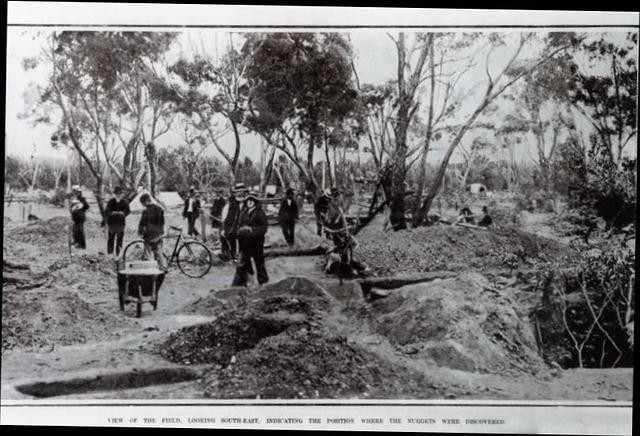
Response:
[[202, 328, 440, 399], [266, 220, 327, 249], [356, 223, 564, 276], [361, 272, 546, 375], [48, 253, 116, 277], [160, 279, 332, 365], [2, 286, 138, 353], [7, 216, 104, 251]]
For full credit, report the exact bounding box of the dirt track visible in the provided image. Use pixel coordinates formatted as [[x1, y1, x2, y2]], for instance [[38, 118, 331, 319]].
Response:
[[1, 207, 633, 401]]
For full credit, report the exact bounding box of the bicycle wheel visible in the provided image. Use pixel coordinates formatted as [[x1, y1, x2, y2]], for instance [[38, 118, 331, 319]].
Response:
[[177, 241, 212, 278], [122, 240, 149, 262]]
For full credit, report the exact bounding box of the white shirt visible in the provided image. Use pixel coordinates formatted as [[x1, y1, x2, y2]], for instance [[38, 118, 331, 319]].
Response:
[[187, 198, 194, 213]]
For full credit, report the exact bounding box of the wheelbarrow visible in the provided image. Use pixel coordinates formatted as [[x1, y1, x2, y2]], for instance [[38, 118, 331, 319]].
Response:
[[117, 251, 166, 318]]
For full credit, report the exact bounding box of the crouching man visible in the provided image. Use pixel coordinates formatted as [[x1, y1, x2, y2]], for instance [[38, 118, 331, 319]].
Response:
[[138, 194, 167, 270], [232, 191, 269, 286]]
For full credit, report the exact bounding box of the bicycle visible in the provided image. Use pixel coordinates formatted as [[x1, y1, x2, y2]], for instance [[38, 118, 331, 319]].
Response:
[[122, 226, 213, 278]]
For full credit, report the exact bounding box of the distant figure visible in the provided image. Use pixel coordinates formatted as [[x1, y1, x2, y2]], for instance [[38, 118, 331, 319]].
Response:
[[232, 191, 269, 286], [457, 206, 475, 224], [477, 206, 493, 227], [105, 186, 130, 257], [210, 189, 226, 230], [315, 189, 335, 238], [388, 196, 407, 231], [138, 193, 166, 270], [278, 188, 299, 246], [182, 186, 201, 237], [70, 185, 90, 249], [220, 183, 247, 261]]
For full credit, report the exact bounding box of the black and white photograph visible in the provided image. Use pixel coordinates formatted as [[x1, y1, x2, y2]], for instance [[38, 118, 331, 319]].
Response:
[[2, 3, 637, 433]]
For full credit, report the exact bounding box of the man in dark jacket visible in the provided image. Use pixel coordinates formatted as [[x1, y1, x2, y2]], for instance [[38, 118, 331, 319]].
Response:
[[232, 191, 269, 286], [210, 189, 226, 230], [220, 183, 246, 261], [182, 187, 201, 237], [138, 194, 166, 270], [104, 186, 130, 256], [278, 188, 299, 246], [70, 185, 90, 249]]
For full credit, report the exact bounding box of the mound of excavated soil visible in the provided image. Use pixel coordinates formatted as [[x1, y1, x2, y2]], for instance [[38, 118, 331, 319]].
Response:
[[160, 274, 551, 399], [356, 222, 564, 276], [6, 216, 105, 253], [265, 219, 327, 249], [202, 328, 440, 399], [160, 277, 333, 365], [360, 272, 546, 375], [2, 286, 138, 353]]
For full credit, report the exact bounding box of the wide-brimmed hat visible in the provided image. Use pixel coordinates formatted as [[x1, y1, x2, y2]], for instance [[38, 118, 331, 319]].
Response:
[[233, 182, 248, 194], [245, 190, 260, 201], [114, 186, 123, 195]]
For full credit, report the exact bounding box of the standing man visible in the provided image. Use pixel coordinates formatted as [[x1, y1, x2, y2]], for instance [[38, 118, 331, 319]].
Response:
[[182, 186, 201, 238], [278, 188, 299, 246], [232, 190, 269, 286], [220, 183, 246, 261], [138, 194, 166, 270], [104, 186, 130, 257], [210, 189, 226, 230], [70, 185, 90, 249]]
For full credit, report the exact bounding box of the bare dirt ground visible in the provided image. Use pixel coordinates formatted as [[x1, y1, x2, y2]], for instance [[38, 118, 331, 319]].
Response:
[[1, 201, 632, 401]]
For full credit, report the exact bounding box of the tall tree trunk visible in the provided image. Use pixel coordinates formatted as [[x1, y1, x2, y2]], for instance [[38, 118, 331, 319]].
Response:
[[412, 44, 436, 226], [260, 145, 276, 194], [145, 142, 158, 197], [419, 102, 488, 218], [230, 120, 241, 176], [29, 161, 40, 192]]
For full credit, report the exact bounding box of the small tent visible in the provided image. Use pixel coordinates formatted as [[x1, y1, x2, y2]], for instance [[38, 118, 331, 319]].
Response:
[[157, 191, 184, 209], [468, 183, 488, 195]]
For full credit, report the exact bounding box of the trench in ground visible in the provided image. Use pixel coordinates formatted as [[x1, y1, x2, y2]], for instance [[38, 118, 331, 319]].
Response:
[[15, 367, 199, 398]]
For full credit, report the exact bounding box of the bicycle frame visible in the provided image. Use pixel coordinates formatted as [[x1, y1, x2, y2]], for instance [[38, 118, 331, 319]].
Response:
[[163, 229, 184, 265]]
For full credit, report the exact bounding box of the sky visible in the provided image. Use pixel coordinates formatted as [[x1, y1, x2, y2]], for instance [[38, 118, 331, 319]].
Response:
[[4, 28, 638, 167]]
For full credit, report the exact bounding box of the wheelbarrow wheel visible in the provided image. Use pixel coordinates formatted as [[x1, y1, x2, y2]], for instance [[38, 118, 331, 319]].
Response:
[[177, 241, 212, 278]]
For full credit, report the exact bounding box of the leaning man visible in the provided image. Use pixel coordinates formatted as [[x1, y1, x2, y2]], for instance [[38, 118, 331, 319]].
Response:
[[138, 194, 166, 270]]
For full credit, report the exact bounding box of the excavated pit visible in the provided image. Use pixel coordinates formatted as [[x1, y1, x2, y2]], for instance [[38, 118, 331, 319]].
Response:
[[16, 368, 199, 398]]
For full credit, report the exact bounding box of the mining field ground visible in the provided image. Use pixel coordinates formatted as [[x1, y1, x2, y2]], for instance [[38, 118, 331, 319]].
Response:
[[1, 208, 633, 401]]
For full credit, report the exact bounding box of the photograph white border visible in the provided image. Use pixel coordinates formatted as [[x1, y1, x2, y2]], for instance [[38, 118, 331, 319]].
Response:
[[3, 2, 637, 433]]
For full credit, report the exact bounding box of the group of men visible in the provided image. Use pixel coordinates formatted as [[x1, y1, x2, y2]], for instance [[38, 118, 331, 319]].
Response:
[[68, 183, 304, 288], [457, 205, 493, 227], [69, 186, 165, 268]]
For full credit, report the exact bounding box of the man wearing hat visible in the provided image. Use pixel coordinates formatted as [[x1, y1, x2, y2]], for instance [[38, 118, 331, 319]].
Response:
[[138, 193, 167, 270], [70, 185, 90, 249], [220, 183, 246, 260], [232, 190, 269, 286], [278, 187, 299, 246], [182, 186, 202, 238], [104, 186, 130, 256], [210, 189, 226, 230]]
